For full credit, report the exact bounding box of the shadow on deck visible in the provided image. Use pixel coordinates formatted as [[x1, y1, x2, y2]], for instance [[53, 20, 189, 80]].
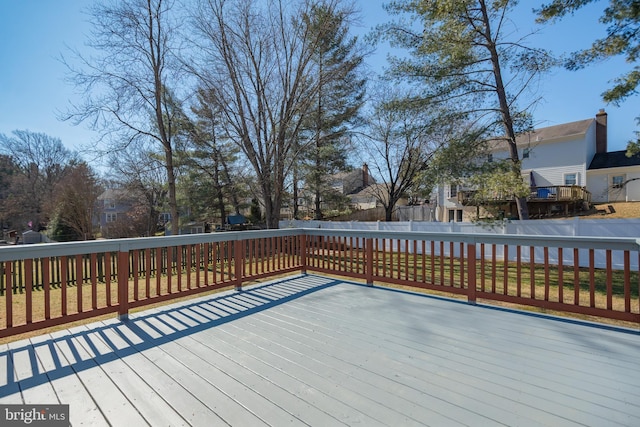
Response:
[[1, 275, 338, 394]]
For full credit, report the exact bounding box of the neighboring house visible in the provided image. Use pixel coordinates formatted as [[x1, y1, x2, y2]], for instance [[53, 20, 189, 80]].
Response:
[[180, 221, 206, 234], [99, 189, 205, 236], [349, 183, 383, 210], [335, 163, 379, 210], [294, 164, 378, 217], [97, 188, 134, 230], [435, 109, 640, 221], [331, 163, 376, 196], [588, 150, 640, 203], [434, 181, 475, 223], [348, 183, 411, 210]]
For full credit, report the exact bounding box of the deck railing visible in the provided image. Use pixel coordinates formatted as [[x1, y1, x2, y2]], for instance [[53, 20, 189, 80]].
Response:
[[458, 185, 591, 204], [1, 229, 639, 338]]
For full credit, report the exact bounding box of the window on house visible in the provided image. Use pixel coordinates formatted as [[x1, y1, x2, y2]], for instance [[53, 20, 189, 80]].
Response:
[[523, 148, 530, 159], [158, 213, 171, 224], [487, 154, 493, 163], [106, 213, 117, 223], [448, 209, 463, 222], [564, 173, 577, 186], [612, 175, 625, 189], [449, 184, 458, 198]]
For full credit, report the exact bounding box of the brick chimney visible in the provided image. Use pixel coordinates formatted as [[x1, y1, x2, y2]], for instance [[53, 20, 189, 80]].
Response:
[[362, 163, 369, 188], [595, 109, 607, 154]]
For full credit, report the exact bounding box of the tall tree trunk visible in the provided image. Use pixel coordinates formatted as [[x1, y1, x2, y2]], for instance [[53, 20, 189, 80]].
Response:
[[480, 0, 529, 220], [149, 0, 180, 233], [163, 147, 180, 234], [213, 158, 226, 224], [385, 206, 393, 222], [314, 60, 324, 220], [292, 166, 300, 219]]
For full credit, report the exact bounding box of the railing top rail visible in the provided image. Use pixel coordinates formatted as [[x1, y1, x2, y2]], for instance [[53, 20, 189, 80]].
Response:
[[1, 227, 638, 262], [298, 228, 640, 251], [0, 228, 300, 262]]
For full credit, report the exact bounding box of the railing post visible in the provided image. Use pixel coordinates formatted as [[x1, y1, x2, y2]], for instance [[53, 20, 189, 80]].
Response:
[[300, 233, 307, 275], [117, 247, 130, 321], [234, 239, 243, 292], [5, 261, 13, 328], [365, 238, 374, 286], [467, 242, 476, 305]]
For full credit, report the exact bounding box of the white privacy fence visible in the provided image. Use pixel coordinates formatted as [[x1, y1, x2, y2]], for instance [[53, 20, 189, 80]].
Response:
[[281, 217, 640, 236], [281, 218, 640, 270]]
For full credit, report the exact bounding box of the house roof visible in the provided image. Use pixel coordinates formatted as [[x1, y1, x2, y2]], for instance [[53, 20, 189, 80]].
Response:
[[588, 150, 640, 170], [517, 118, 594, 145], [98, 188, 129, 200], [349, 183, 386, 198], [488, 118, 594, 150], [330, 167, 376, 195], [331, 171, 352, 181]]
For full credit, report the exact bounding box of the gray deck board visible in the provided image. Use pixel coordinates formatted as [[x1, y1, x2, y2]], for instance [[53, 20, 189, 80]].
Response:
[[0, 344, 21, 404], [93, 321, 234, 426], [29, 333, 107, 426], [1, 274, 639, 426], [256, 288, 628, 426], [47, 328, 151, 426], [72, 324, 189, 426], [305, 287, 639, 419], [7, 339, 60, 405], [235, 300, 561, 426]]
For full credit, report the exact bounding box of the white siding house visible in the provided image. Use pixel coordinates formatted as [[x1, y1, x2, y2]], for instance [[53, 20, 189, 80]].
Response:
[[518, 119, 593, 188], [588, 151, 640, 203], [434, 109, 640, 221]]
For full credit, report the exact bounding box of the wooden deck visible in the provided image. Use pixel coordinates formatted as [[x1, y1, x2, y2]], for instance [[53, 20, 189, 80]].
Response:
[[1, 274, 639, 426]]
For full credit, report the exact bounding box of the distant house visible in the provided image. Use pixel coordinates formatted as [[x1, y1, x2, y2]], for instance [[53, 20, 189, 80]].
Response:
[[98, 189, 208, 236], [331, 163, 380, 209], [292, 164, 378, 218], [97, 189, 134, 231], [588, 150, 640, 203], [434, 109, 640, 221], [348, 185, 379, 210], [180, 221, 206, 234], [331, 163, 376, 196]]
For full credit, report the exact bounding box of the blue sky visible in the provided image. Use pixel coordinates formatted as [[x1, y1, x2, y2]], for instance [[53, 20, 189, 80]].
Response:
[[0, 0, 638, 158]]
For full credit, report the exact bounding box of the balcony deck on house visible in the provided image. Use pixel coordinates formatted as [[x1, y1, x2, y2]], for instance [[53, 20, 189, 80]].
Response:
[[2, 274, 640, 426], [458, 186, 592, 204], [457, 186, 592, 218]]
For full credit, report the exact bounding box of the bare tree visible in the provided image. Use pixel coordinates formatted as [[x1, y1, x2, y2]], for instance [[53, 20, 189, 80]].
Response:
[[49, 162, 102, 241], [63, 0, 183, 233], [105, 142, 169, 237], [191, 0, 358, 228], [358, 87, 441, 221], [0, 154, 18, 232], [0, 130, 77, 230]]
